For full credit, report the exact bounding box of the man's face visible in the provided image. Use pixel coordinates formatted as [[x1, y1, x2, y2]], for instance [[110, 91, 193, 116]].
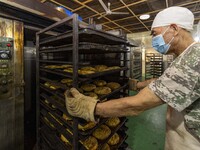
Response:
[[151, 26, 176, 54]]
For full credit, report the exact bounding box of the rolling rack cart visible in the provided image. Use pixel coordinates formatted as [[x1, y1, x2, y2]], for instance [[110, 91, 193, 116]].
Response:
[[145, 53, 163, 79], [36, 14, 134, 150], [130, 48, 142, 80]]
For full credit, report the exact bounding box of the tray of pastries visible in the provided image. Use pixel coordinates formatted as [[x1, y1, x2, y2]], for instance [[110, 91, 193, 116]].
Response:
[[41, 64, 127, 78]]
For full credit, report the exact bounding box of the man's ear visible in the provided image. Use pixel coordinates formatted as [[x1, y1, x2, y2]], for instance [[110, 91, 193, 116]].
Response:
[[170, 24, 179, 36]]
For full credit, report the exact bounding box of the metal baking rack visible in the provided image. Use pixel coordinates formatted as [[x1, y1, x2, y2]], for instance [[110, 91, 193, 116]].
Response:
[[145, 53, 163, 79], [39, 42, 128, 54], [40, 131, 65, 150], [39, 84, 129, 137], [40, 28, 128, 46], [36, 14, 135, 150], [130, 50, 142, 80], [40, 123, 72, 150], [40, 108, 73, 141]]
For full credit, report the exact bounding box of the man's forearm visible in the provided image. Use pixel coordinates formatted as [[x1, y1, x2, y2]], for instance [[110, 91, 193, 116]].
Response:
[[137, 78, 157, 89], [95, 87, 163, 118], [95, 96, 143, 118]]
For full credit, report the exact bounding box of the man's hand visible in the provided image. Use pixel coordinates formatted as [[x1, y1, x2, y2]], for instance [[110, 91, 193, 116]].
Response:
[[64, 88, 99, 122], [129, 78, 139, 91]]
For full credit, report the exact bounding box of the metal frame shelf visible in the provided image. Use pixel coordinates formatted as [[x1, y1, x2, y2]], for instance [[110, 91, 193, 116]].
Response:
[[130, 50, 142, 80], [36, 14, 132, 150], [145, 53, 163, 79]]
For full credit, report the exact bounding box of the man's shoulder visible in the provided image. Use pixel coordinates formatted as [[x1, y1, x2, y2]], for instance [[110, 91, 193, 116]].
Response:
[[187, 43, 200, 58], [170, 43, 200, 73]]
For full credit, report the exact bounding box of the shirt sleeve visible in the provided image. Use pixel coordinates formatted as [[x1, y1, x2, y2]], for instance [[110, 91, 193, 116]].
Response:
[[148, 44, 200, 112]]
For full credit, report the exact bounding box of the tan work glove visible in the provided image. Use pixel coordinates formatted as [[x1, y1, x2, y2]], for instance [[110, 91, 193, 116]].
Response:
[[64, 88, 99, 122], [128, 78, 139, 91]]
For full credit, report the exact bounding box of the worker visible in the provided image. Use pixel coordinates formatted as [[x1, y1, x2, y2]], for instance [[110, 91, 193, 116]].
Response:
[[65, 6, 200, 150]]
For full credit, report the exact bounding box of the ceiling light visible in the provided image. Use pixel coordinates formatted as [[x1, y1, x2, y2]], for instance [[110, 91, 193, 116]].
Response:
[[56, 6, 65, 13], [139, 14, 150, 20]]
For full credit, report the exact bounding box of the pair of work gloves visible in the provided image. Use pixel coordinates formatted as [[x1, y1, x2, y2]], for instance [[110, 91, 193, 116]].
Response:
[[65, 79, 139, 122]]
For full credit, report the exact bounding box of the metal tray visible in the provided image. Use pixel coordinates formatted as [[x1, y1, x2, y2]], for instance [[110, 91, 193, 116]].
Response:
[[40, 28, 129, 46], [40, 66, 128, 79], [40, 124, 72, 150], [40, 95, 128, 143], [40, 98, 108, 139], [80, 117, 128, 150], [39, 60, 90, 66], [40, 77, 69, 90], [40, 108, 73, 142], [40, 79, 128, 103], [39, 42, 128, 54], [99, 83, 128, 100], [40, 83, 65, 100]]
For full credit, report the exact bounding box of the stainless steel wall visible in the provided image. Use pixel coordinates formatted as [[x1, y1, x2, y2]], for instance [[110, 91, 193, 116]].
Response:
[[0, 17, 24, 150]]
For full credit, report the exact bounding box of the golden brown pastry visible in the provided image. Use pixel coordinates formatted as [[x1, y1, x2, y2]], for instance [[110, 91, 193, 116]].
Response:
[[106, 82, 121, 90], [63, 68, 73, 73], [60, 134, 70, 145], [62, 113, 72, 121], [44, 82, 60, 90], [49, 84, 60, 90], [78, 122, 96, 131], [94, 87, 112, 95], [107, 133, 120, 146], [101, 143, 110, 150], [105, 117, 120, 128], [92, 125, 111, 140], [61, 78, 73, 84], [60, 64, 72, 68], [44, 82, 51, 87], [44, 99, 50, 104], [82, 136, 98, 150], [44, 65, 62, 69], [61, 78, 73, 86], [51, 104, 57, 109], [44, 117, 55, 128], [81, 66, 96, 71], [93, 80, 107, 87], [105, 66, 121, 71], [81, 84, 96, 92], [94, 65, 108, 72], [79, 70, 96, 75], [84, 92, 98, 99]]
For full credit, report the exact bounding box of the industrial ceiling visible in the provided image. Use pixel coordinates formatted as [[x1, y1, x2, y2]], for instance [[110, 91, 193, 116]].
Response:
[[41, 0, 200, 33]]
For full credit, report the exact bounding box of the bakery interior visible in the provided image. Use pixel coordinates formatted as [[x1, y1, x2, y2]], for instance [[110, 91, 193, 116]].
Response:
[[0, 0, 199, 150]]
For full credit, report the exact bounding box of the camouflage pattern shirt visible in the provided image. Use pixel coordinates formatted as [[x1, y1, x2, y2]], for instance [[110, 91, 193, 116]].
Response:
[[149, 42, 200, 142]]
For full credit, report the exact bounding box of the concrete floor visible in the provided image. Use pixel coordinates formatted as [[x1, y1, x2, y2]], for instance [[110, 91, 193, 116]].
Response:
[[126, 91, 167, 150]]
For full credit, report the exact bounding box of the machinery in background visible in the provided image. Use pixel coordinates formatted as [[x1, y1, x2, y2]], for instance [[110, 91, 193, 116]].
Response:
[[0, 37, 13, 98], [0, 17, 24, 150]]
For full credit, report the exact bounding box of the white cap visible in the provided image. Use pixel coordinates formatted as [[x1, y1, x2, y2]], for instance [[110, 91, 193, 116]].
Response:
[[151, 6, 194, 31]]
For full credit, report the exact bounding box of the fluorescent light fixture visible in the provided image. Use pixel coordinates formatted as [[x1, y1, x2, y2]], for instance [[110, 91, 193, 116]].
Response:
[[139, 14, 150, 20]]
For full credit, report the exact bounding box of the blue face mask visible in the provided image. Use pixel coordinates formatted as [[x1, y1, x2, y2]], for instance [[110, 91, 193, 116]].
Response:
[[152, 27, 174, 54]]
